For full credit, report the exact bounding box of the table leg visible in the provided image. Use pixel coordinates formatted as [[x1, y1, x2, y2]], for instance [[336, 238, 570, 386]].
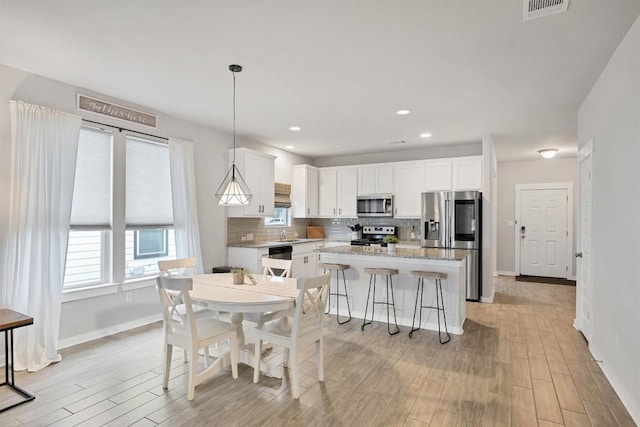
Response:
[[229, 312, 284, 378], [0, 330, 35, 413]]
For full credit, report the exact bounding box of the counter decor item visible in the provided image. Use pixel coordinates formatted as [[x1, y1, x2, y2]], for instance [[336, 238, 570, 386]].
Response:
[[348, 224, 362, 240], [383, 235, 399, 251], [307, 225, 324, 239]]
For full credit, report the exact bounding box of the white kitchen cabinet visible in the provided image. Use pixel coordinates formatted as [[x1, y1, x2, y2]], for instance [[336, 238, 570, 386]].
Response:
[[394, 161, 425, 218], [291, 242, 318, 277], [357, 164, 394, 195], [227, 148, 275, 217], [452, 156, 482, 191], [228, 246, 270, 274], [424, 160, 452, 191], [291, 164, 318, 218], [318, 167, 358, 218], [424, 156, 482, 192]]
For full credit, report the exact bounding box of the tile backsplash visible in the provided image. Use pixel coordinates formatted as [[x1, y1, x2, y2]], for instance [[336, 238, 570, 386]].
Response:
[[228, 216, 420, 244]]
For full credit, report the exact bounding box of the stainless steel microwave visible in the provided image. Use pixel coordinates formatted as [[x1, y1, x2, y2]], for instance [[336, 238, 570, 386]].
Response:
[[357, 194, 394, 217]]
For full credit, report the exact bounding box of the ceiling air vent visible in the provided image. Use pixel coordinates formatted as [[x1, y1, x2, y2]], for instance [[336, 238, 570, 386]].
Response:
[[523, 0, 569, 21]]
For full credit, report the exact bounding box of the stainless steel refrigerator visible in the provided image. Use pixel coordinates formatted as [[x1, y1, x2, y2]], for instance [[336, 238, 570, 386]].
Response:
[[421, 191, 482, 301]]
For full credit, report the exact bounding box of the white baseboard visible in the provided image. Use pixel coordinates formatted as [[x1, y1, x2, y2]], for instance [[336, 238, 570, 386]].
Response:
[[496, 270, 516, 276], [589, 344, 640, 425], [480, 286, 495, 303], [57, 314, 161, 350]]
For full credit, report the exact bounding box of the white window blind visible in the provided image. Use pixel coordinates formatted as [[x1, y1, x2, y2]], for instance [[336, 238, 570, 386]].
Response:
[[70, 127, 112, 228], [125, 136, 174, 227]]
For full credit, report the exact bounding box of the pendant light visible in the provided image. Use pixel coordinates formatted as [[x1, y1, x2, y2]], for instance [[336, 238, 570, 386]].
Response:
[[215, 64, 253, 206]]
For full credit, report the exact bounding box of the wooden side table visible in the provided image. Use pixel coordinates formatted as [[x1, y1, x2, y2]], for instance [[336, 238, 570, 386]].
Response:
[[0, 309, 35, 412]]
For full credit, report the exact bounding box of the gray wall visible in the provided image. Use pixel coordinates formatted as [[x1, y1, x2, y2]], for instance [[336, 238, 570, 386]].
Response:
[[312, 141, 482, 167], [578, 14, 640, 422], [495, 158, 578, 275], [0, 62, 309, 346]]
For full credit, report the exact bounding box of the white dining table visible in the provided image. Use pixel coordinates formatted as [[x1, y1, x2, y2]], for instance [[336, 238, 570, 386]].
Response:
[[189, 273, 298, 378]]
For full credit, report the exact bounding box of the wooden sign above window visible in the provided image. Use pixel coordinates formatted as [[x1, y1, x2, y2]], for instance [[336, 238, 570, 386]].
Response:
[[77, 94, 157, 128]]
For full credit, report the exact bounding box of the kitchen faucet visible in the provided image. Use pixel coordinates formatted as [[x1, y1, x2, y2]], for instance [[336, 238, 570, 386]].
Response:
[[280, 230, 287, 241]]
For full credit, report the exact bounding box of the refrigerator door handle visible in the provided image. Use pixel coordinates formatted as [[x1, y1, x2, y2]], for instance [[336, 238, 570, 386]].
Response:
[[445, 198, 451, 247]]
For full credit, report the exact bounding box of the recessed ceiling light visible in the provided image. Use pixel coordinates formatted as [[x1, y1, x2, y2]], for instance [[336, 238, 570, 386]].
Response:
[[420, 132, 432, 138], [289, 126, 302, 131], [396, 109, 411, 116], [334, 144, 342, 148], [285, 145, 295, 149], [538, 148, 559, 159]]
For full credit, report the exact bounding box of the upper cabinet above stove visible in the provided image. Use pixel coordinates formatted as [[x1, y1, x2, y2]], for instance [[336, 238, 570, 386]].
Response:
[[357, 164, 394, 195]]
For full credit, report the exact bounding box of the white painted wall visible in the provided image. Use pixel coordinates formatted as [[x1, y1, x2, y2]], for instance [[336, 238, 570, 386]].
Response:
[[496, 158, 578, 275], [312, 141, 482, 167], [0, 62, 309, 346], [578, 15, 640, 423]]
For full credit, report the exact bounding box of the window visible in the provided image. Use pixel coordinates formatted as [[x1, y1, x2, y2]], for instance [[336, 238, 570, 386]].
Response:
[[63, 126, 176, 288], [64, 127, 112, 289], [264, 207, 291, 227], [134, 229, 169, 259], [125, 228, 176, 278], [125, 136, 175, 279]]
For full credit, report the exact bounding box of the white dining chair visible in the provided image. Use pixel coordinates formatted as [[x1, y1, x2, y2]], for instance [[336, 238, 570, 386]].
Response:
[[156, 276, 238, 401], [245, 258, 294, 327], [253, 274, 330, 399], [158, 258, 220, 365]]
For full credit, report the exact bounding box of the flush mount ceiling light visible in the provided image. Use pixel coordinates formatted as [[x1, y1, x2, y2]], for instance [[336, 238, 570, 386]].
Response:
[[289, 126, 301, 131], [396, 109, 411, 116], [538, 148, 559, 159], [215, 64, 253, 206]]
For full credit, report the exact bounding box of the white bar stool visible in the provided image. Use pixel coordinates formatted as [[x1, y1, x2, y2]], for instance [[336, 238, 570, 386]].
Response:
[[409, 270, 451, 344], [361, 267, 400, 335], [319, 263, 352, 324]]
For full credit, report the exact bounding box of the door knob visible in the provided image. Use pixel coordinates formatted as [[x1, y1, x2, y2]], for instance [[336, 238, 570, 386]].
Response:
[[575, 252, 583, 258]]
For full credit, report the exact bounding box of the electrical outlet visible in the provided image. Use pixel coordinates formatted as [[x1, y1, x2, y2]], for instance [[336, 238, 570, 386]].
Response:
[[126, 292, 132, 303], [247, 233, 254, 241]]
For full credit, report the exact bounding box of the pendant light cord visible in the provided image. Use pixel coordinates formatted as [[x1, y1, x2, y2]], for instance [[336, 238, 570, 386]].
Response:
[[232, 69, 237, 166]]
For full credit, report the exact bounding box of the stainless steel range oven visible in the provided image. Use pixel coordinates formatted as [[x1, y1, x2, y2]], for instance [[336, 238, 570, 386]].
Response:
[[350, 226, 396, 246]]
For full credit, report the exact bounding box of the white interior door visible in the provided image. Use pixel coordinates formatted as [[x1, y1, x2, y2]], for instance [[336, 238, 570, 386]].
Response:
[[577, 150, 593, 341], [520, 189, 568, 278]]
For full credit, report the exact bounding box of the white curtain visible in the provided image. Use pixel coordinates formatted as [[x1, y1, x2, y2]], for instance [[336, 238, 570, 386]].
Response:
[[169, 138, 204, 273], [3, 100, 81, 371]]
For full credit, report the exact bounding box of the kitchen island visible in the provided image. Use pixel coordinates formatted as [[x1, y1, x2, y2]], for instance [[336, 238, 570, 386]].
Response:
[[316, 245, 468, 335]]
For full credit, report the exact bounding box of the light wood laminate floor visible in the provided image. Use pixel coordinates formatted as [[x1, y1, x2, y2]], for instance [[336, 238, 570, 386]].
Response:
[[0, 276, 635, 426]]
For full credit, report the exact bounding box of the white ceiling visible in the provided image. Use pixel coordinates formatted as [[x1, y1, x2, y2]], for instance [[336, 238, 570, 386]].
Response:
[[1, 1, 639, 161]]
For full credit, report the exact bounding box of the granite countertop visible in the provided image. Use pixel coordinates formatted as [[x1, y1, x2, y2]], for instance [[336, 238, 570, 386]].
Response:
[[227, 238, 325, 249], [316, 244, 468, 261]]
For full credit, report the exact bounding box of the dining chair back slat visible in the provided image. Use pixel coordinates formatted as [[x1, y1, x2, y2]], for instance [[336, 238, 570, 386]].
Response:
[[158, 257, 197, 277], [262, 258, 293, 277]]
